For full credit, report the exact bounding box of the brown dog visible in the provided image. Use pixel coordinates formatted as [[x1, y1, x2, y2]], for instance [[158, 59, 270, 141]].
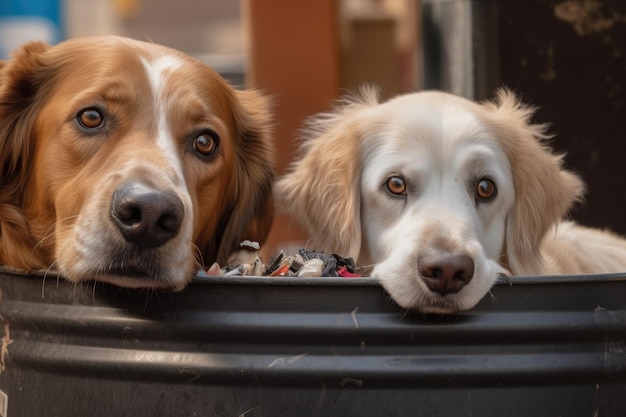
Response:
[[0, 35, 274, 290]]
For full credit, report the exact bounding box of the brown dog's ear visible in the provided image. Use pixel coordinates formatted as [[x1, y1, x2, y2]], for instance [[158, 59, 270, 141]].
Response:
[[215, 88, 275, 264], [274, 88, 380, 259], [0, 41, 50, 190], [487, 88, 585, 275], [0, 41, 51, 269]]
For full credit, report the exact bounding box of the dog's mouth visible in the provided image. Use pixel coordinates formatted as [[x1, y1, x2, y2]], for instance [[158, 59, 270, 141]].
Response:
[[91, 272, 180, 290], [85, 261, 183, 290], [419, 296, 462, 314], [104, 265, 152, 279], [417, 271, 508, 314]]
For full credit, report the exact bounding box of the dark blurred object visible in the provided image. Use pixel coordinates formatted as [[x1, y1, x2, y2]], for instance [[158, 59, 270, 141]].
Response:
[[422, 0, 499, 100], [422, 0, 626, 234]]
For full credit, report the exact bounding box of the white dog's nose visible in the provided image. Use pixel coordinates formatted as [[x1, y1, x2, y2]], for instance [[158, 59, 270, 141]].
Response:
[[418, 249, 474, 296]]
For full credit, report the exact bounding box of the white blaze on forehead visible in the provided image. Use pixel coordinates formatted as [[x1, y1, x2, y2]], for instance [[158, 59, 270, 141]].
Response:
[[140, 54, 185, 180], [138, 53, 194, 252]]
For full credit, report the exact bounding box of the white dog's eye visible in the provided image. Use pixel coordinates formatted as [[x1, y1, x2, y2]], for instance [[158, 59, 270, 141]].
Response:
[[385, 176, 407, 195], [476, 178, 497, 201]]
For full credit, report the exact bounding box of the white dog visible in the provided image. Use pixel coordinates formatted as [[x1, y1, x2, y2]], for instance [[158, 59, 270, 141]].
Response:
[[275, 87, 626, 313]]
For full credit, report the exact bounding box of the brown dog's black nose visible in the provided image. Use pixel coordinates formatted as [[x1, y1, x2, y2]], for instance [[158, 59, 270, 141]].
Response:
[[418, 249, 474, 296], [111, 182, 184, 248]]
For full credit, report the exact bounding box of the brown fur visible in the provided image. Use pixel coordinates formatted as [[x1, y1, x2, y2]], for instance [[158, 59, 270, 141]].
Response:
[[0, 36, 274, 289]]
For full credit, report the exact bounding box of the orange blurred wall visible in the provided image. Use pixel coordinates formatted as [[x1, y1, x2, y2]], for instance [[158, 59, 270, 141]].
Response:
[[243, 0, 342, 257]]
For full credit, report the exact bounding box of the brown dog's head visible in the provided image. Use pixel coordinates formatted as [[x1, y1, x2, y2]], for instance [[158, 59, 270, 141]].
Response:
[[0, 35, 274, 289]]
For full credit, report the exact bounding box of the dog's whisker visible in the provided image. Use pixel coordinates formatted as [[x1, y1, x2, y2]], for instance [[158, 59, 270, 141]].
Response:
[[40, 260, 62, 298], [191, 244, 205, 270], [143, 288, 162, 312], [40, 272, 47, 299], [32, 215, 79, 255], [71, 281, 80, 300], [144, 290, 151, 310]]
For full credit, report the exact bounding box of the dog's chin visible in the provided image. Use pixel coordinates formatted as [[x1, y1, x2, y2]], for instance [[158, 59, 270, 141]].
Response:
[[96, 267, 189, 291], [374, 258, 505, 314], [404, 283, 491, 314], [397, 291, 465, 314], [91, 272, 189, 291], [60, 264, 193, 291], [376, 271, 488, 314], [395, 291, 484, 315], [416, 298, 462, 314]]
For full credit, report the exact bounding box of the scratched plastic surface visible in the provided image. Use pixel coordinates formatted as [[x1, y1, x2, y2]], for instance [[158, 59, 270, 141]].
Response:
[[1, 272, 625, 417]]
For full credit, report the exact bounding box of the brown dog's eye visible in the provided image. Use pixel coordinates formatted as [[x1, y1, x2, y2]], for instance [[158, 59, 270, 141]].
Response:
[[386, 176, 407, 195], [476, 178, 497, 200], [77, 108, 104, 129], [193, 130, 219, 156]]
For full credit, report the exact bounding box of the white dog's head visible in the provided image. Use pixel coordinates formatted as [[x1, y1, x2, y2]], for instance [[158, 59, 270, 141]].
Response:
[[276, 88, 584, 313]]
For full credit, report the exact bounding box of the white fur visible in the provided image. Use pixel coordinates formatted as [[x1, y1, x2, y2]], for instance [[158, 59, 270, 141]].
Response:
[[141, 55, 185, 182], [357, 98, 514, 312], [275, 88, 626, 313]]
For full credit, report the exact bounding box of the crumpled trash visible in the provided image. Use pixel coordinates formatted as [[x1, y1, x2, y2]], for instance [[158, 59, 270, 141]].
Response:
[[203, 243, 361, 278]]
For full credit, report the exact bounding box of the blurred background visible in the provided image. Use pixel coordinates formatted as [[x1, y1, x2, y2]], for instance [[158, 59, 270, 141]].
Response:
[[1, 0, 625, 256]]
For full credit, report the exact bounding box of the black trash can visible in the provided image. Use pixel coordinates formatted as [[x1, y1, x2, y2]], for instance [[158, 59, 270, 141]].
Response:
[[1, 271, 625, 417]]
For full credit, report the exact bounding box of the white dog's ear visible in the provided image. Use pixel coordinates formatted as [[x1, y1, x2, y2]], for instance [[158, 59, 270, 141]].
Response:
[[488, 88, 585, 275], [274, 88, 380, 259]]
